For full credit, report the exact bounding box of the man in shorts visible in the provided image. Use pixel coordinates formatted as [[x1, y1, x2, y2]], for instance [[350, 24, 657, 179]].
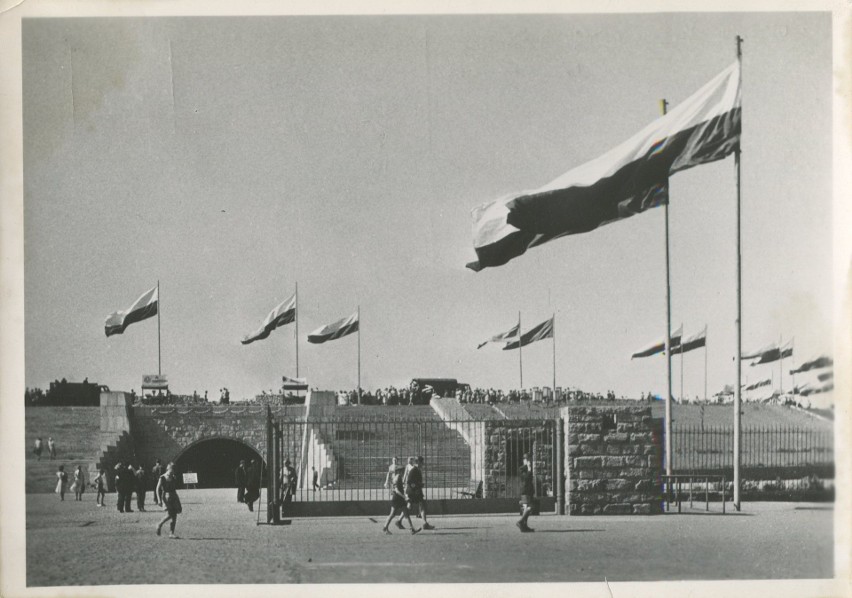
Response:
[[517, 453, 535, 532], [400, 456, 435, 530]]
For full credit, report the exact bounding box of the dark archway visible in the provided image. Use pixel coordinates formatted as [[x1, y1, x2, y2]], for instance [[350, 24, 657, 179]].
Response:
[[173, 438, 264, 489]]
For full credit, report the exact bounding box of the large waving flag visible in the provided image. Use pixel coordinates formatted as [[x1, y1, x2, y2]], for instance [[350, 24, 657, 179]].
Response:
[[105, 286, 158, 337], [746, 339, 793, 366], [468, 61, 741, 271], [671, 326, 707, 355], [503, 317, 553, 351], [241, 294, 296, 345], [307, 311, 359, 344], [477, 321, 520, 349], [790, 355, 832, 375], [631, 325, 682, 359]]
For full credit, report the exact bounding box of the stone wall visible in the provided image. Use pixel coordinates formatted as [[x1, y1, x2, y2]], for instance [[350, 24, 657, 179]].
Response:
[[563, 406, 662, 515], [483, 420, 555, 499]]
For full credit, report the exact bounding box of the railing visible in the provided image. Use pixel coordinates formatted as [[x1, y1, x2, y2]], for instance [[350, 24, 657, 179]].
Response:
[[662, 474, 726, 513], [672, 425, 834, 486]]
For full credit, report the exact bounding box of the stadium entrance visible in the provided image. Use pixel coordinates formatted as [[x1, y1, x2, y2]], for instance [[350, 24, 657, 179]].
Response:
[[174, 438, 263, 489]]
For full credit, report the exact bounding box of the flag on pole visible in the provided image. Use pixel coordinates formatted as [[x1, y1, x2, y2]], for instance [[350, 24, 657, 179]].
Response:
[[503, 317, 553, 351], [477, 321, 521, 349], [281, 375, 309, 391], [631, 325, 682, 359], [307, 311, 359, 344], [746, 339, 793, 365], [104, 286, 158, 337], [744, 379, 771, 391], [670, 326, 707, 355], [790, 355, 832, 375], [241, 294, 296, 345], [468, 61, 741, 271]]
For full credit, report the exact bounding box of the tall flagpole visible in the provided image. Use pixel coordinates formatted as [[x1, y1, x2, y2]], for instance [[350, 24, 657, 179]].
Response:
[[734, 34, 744, 511], [357, 305, 361, 405], [157, 280, 161, 376], [518, 310, 523, 389], [661, 98, 674, 478], [704, 326, 708, 403], [680, 322, 684, 404], [552, 313, 557, 397], [295, 282, 300, 401]]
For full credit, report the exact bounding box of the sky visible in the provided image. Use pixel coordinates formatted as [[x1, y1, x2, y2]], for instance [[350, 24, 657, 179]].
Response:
[[21, 12, 834, 401]]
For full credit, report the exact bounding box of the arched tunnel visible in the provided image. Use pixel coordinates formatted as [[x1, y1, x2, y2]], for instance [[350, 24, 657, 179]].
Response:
[[173, 438, 264, 489]]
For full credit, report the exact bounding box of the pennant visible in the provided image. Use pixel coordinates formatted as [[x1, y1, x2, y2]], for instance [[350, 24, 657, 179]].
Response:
[[105, 286, 158, 337], [670, 326, 707, 355], [307, 311, 359, 344], [477, 321, 520, 349], [790, 356, 832, 375], [468, 61, 741, 271], [241, 294, 296, 345], [503, 317, 553, 350], [631, 325, 682, 359]]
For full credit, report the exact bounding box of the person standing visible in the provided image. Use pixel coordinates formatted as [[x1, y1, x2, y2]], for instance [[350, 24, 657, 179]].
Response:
[[234, 460, 247, 504], [135, 465, 147, 511], [48, 437, 56, 460], [34, 437, 43, 461], [282, 459, 297, 506], [55, 465, 68, 501], [155, 463, 182, 539], [94, 468, 107, 507], [114, 462, 127, 512], [312, 466, 320, 491], [382, 465, 419, 535], [73, 465, 86, 501], [244, 458, 261, 512], [403, 456, 434, 530], [517, 453, 536, 533], [150, 459, 164, 506]]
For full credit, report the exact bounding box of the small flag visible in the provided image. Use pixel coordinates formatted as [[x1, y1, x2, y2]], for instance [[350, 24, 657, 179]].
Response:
[[477, 321, 521, 349], [670, 326, 707, 355], [789, 356, 832, 375], [308, 311, 359, 344], [631, 326, 682, 359], [468, 61, 741, 271], [241, 294, 296, 345], [105, 286, 158, 337], [503, 317, 554, 351]]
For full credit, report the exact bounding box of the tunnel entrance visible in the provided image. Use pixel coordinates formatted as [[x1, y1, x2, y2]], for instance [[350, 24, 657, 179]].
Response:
[[174, 438, 264, 489]]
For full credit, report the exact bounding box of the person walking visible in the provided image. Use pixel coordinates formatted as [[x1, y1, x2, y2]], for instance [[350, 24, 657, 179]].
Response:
[[55, 465, 68, 501], [114, 462, 127, 512], [382, 464, 420, 535], [93, 468, 107, 506], [150, 459, 164, 506], [235, 460, 248, 504], [135, 465, 147, 511], [72, 465, 86, 501], [155, 463, 182, 539], [244, 459, 261, 512], [282, 459, 297, 507], [402, 456, 434, 530], [47, 437, 56, 460], [34, 437, 43, 461], [122, 464, 136, 513], [312, 466, 320, 491], [517, 453, 536, 533]]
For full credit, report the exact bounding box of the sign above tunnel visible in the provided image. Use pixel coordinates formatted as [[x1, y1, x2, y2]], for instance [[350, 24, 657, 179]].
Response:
[[142, 374, 168, 389]]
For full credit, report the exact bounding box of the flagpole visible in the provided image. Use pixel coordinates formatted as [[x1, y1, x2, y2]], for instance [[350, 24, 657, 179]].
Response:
[[661, 98, 673, 479], [704, 326, 708, 403], [552, 313, 557, 398], [778, 334, 782, 394], [357, 305, 361, 406], [157, 280, 161, 376], [680, 322, 684, 405], [734, 34, 744, 511], [295, 283, 299, 379], [518, 310, 523, 389]]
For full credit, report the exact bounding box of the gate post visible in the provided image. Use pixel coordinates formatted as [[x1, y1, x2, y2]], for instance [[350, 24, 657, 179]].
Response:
[[266, 407, 274, 523], [556, 418, 565, 515], [272, 423, 281, 524]]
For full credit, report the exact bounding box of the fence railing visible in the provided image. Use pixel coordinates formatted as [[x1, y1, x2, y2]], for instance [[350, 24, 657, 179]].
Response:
[[672, 425, 834, 483]]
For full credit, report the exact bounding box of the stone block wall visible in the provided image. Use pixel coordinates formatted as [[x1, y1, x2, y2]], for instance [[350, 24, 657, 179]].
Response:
[[563, 406, 662, 515]]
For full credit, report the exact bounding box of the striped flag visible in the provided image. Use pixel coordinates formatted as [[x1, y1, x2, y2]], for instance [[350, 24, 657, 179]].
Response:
[[477, 321, 520, 349], [307, 311, 359, 344], [790, 356, 832, 375], [241, 294, 296, 345], [746, 339, 793, 366], [631, 325, 682, 359], [468, 61, 741, 271], [503, 317, 553, 351], [104, 286, 158, 337], [670, 326, 707, 355]]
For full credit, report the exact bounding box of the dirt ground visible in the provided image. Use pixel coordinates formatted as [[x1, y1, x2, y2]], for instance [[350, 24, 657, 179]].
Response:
[[22, 489, 833, 587]]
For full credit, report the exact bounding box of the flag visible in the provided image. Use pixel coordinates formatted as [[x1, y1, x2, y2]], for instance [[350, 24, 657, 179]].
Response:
[[748, 339, 793, 366], [477, 321, 520, 349], [670, 326, 707, 355], [503, 317, 553, 350], [468, 61, 741, 271], [104, 286, 158, 337], [790, 356, 832, 375], [631, 325, 682, 359], [745, 379, 771, 391], [307, 311, 359, 344], [281, 375, 308, 391], [241, 294, 296, 345]]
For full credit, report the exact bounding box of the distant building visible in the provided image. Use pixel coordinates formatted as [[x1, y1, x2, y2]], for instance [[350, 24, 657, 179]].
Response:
[[41, 379, 107, 406]]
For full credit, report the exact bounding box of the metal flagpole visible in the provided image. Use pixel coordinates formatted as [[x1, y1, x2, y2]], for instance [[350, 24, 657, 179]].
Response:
[[680, 322, 684, 405], [734, 34, 744, 511], [778, 334, 783, 395], [704, 326, 708, 403], [552, 313, 557, 397], [661, 98, 674, 478], [295, 283, 299, 379], [157, 280, 161, 376], [518, 310, 523, 389], [357, 305, 361, 405]]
